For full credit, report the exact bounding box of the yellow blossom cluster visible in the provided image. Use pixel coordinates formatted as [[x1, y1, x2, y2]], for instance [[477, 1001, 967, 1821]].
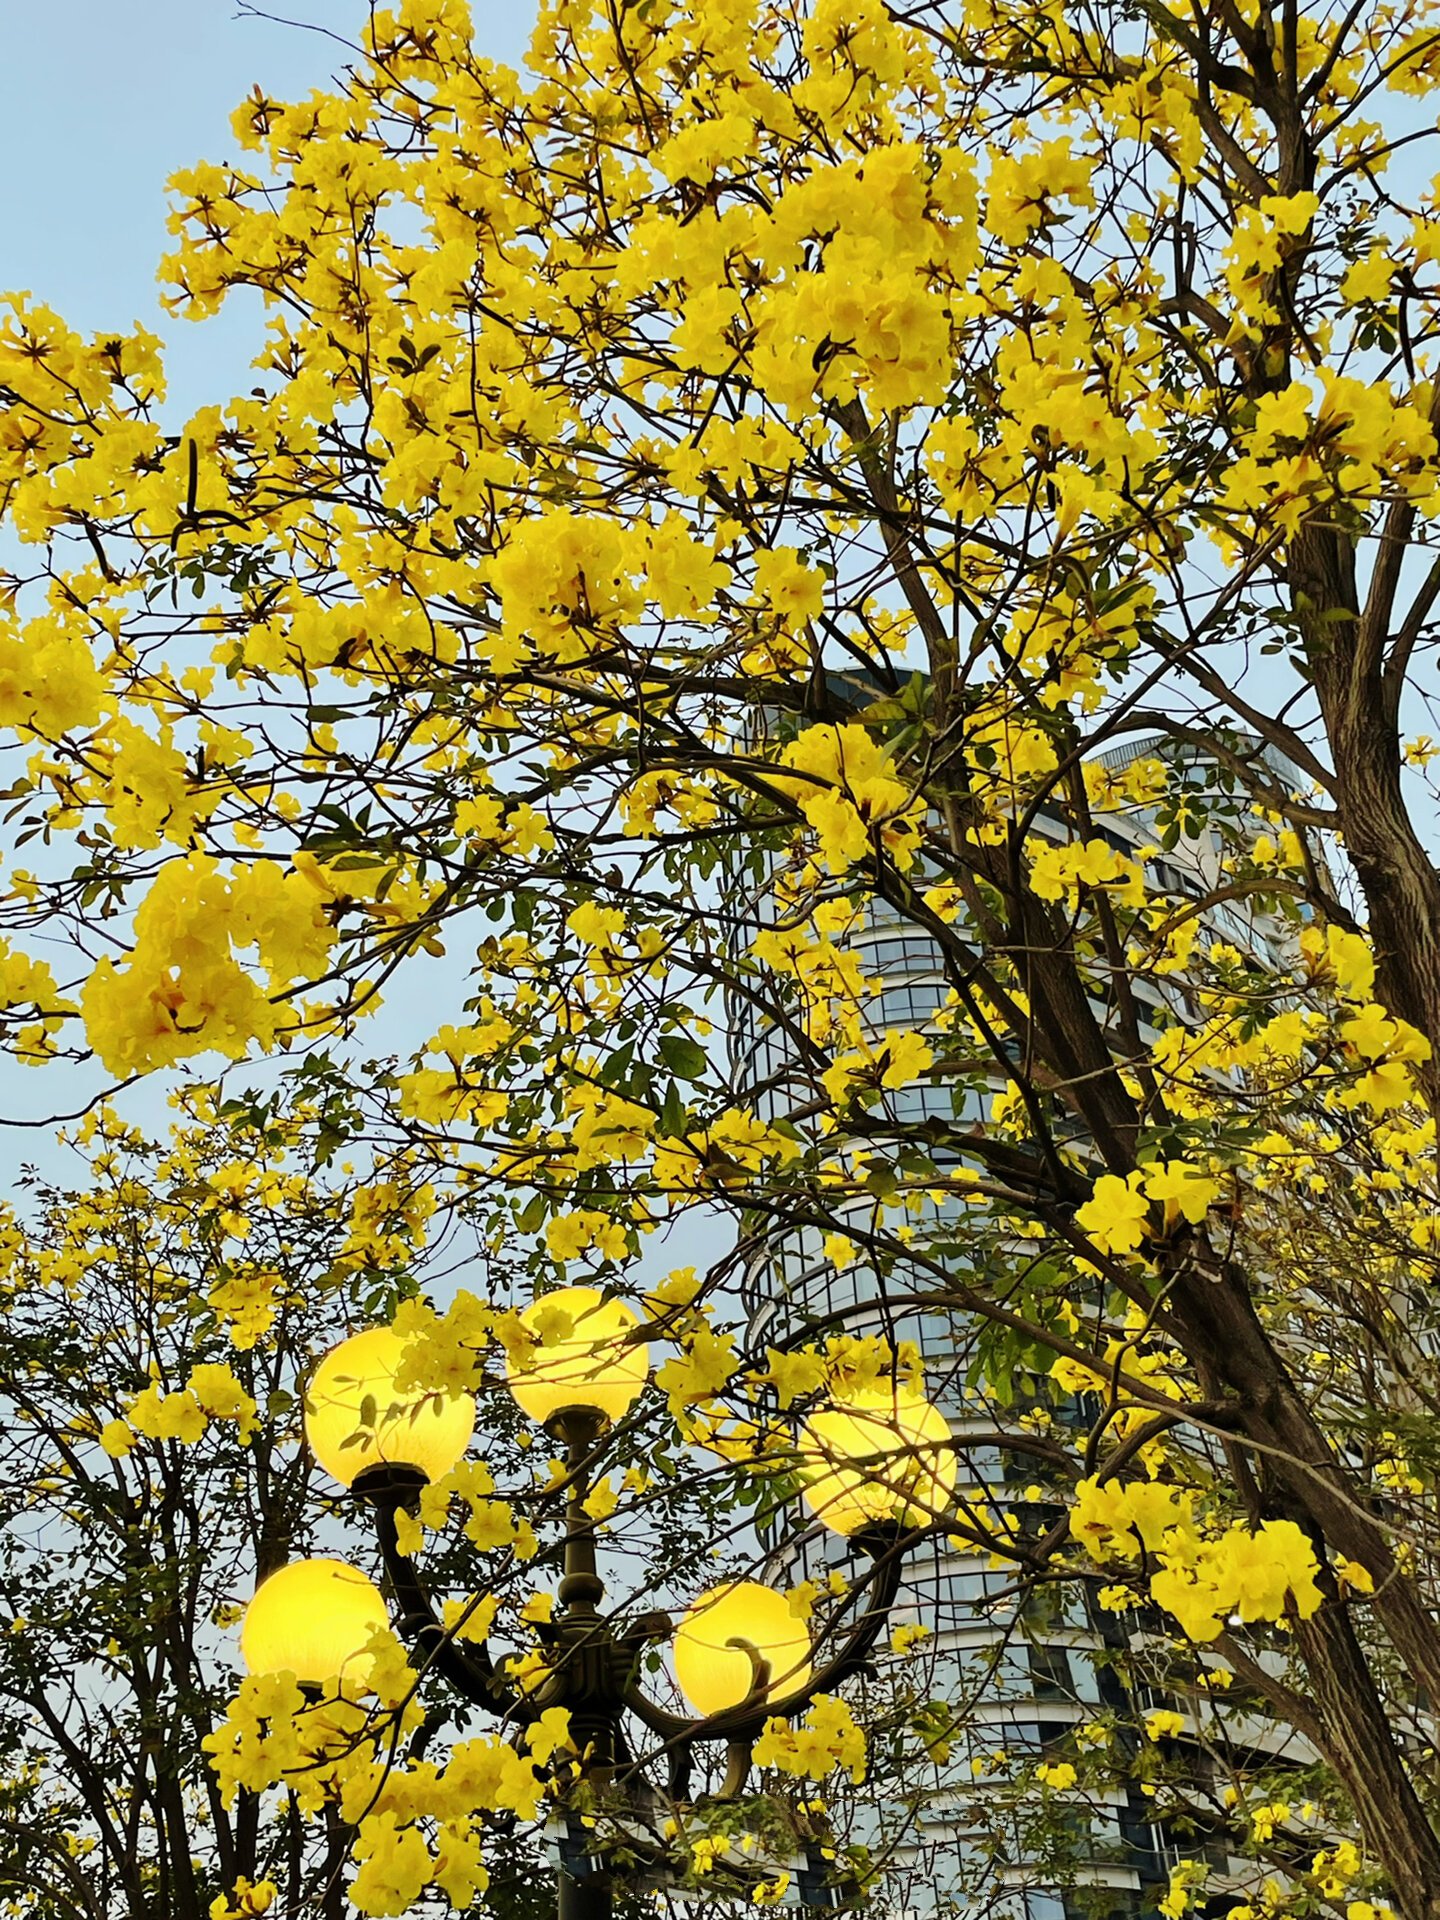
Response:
[[1074, 1477, 1326, 1641], [753, 1694, 867, 1785]]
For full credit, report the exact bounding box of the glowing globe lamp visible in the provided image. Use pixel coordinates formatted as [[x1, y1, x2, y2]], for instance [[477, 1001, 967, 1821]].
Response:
[[799, 1386, 956, 1536], [240, 1558, 389, 1689], [304, 1325, 475, 1487], [505, 1286, 650, 1423], [673, 1580, 812, 1716]]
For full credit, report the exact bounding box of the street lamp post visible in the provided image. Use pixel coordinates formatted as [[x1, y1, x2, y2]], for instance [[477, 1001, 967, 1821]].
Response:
[[242, 1288, 957, 1920]]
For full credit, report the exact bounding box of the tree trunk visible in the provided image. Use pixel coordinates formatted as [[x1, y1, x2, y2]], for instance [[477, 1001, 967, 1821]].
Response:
[[1288, 522, 1440, 1112]]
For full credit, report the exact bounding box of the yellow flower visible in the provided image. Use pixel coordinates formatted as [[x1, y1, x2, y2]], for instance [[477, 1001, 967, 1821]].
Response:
[[463, 1497, 521, 1553], [210, 1879, 277, 1920], [752, 1872, 792, 1905], [1341, 252, 1392, 304], [689, 1835, 729, 1876], [1036, 1761, 1077, 1789], [582, 1475, 619, 1521], [821, 1031, 934, 1107], [1300, 924, 1376, 1000], [441, 1594, 499, 1645], [753, 1694, 867, 1784], [127, 1384, 207, 1446], [1160, 1862, 1208, 1920], [98, 1418, 135, 1458], [1029, 837, 1147, 907], [1072, 1477, 1138, 1559], [1142, 1161, 1221, 1228], [525, 1707, 576, 1767], [188, 1362, 259, 1443], [349, 1813, 432, 1916], [760, 1347, 827, 1410], [786, 1581, 820, 1623], [566, 901, 627, 949], [1336, 1556, 1375, 1595], [753, 546, 825, 624], [777, 724, 923, 873], [655, 1325, 737, 1414], [1076, 1172, 1151, 1256], [393, 1508, 425, 1558], [891, 1622, 931, 1655], [432, 1820, 489, 1909]]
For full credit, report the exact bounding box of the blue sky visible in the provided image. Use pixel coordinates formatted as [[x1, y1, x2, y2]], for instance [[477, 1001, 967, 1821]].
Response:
[[0, 2, 548, 1142], [2, 2, 536, 415], [0, 2, 719, 1290]]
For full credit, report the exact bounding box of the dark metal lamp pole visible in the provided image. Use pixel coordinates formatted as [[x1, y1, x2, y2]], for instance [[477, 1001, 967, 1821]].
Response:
[[255, 1309, 955, 1920], [352, 1403, 917, 1920]]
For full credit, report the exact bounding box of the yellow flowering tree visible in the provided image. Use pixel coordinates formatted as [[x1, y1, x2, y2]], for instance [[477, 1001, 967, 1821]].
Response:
[[0, 1091, 574, 1920], [10, 0, 1440, 1913]]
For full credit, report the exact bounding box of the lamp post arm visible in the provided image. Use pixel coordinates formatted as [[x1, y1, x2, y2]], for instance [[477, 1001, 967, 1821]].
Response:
[[619, 1683, 750, 1803], [622, 1663, 785, 1747], [768, 1524, 912, 1715], [621, 1684, 695, 1741], [354, 1463, 525, 1718], [718, 1742, 754, 1800], [621, 1526, 914, 1759]]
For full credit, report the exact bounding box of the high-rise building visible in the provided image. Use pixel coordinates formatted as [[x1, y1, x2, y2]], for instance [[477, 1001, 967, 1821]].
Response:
[[730, 730, 1314, 1920]]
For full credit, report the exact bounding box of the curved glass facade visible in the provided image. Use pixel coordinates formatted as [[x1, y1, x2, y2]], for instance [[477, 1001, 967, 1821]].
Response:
[[731, 736, 1305, 1920]]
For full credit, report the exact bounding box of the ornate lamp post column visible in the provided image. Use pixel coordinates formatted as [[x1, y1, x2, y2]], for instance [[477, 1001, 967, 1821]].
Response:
[[241, 1288, 956, 1920]]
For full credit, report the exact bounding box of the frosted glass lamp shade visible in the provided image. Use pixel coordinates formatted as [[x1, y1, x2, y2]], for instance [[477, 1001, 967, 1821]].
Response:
[[673, 1580, 812, 1716], [505, 1286, 649, 1423], [799, 1387, 956, 1536], [304, 1325, 475, 1487], [240, 1558, 389, 1689]]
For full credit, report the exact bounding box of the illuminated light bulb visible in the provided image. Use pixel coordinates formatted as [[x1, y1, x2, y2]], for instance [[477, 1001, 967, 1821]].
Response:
[[240, 1558, 389, 1689], [673, 1580, 812, 1716], [798, 1386, 956, 1536], [304, 1325, 474, 1487], [504, 1286, 649, 1424]]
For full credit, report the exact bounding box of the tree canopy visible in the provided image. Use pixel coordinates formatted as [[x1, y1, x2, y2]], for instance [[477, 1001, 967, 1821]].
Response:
[[7, 0, 1440, 1915]]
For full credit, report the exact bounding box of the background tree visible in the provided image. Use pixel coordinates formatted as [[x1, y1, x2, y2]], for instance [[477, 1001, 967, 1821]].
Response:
[[0, 1080, 794, 1920], [0, 1086, 576, 1920], [6, 0, 1440, 1915]]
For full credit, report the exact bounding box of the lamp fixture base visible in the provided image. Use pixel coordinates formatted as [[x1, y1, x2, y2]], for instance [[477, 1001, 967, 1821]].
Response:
[[543, 1405, 610, 1451], [351, 1461, 429, 1509]]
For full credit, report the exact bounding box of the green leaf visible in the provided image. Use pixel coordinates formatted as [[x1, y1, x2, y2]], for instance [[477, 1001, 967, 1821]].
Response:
[[658, 1079, 687, 1138], [659, 1033, 708, 1081], [516, 1193, 548, 1235], [598, 1042, 635, 1087]]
